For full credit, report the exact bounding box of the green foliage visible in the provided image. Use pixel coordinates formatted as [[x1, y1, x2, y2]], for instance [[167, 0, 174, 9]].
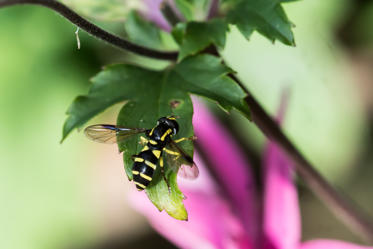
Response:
[[174, 0, 194, 21], [172, 23, 187, 45], [63, 54, 249, 139], [172, 0, 296, 60], [117, 96, 192, 220], [173, 19, 228, 60], [63, 0, 296, 46], [170, 55, 250, 118], [226, 0, 295, 45], [124, 11, 179, 51], [124, 11, 164, 50], [60, 0, 143, 21], [63, 55, 250, 219], [174, 0, 210, 21], [62, 0, 298, 220], [62, 65, 156, 142]]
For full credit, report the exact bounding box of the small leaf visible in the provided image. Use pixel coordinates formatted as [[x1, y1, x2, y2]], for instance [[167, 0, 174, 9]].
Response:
[[174, 0, 211, 21], [124, 11, 164, 49], [169, 54, 251, 119], [174, 19, 229, 60], [174, 0, 194, 21], [171, 23, 187, 46], [227, 0, 295, 46], [147, 172, 188, 220]]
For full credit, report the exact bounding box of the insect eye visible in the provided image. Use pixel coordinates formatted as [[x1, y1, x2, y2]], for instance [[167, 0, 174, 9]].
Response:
[[157, 121, 160, 125]]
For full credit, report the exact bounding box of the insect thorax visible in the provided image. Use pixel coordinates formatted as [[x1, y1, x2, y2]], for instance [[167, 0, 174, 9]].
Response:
[[147, 123, 174, 147]]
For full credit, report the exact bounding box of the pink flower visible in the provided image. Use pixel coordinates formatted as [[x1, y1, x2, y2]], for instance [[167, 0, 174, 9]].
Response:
[[130, 96, 373, 249], [140, 0, 171, 31]]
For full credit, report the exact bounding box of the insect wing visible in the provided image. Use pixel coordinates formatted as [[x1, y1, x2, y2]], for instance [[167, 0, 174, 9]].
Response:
[[168, 140, 199, 179], [84, 124, 146, 144]]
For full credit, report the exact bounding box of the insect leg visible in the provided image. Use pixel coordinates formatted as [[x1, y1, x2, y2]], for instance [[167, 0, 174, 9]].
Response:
[[173, 136, 197, 144], [139, 136, 149, 145], [163, 148, 181, 160], [159, 156, 171, 193]]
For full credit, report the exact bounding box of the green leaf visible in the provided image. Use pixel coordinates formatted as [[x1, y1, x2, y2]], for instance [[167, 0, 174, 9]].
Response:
[[62, 64, 160, 141], [63, 55, 249, 219], [174, 0, 194, 21], [116, 71, 193, 220], [174, 0, 211, 21], [63, 55, 249, 141], [169, 54, 250, 119], [147, 173, 188, 220], [64, 63, 193, 219], [171, 23, 187, 46], [227, 0, 295, 46], [117, 101, 192, 220], [174, 19, 229, 60], [124, 11, 164, 50], [124, 11, 179, 51]]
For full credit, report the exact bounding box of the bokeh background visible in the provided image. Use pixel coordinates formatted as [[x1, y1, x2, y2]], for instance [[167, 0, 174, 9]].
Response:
[[1, 0, 373, 248]]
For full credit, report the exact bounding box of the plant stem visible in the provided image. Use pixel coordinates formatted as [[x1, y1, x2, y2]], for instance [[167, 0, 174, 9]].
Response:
[[229, 73, 373, 243], [207, 0, 219, 19], [161, 1, 181, 26], [0, 0, 178, 61]]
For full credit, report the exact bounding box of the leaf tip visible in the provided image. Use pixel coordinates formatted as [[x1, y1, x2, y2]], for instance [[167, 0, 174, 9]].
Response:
[[61, 125, 70, 144], [60, 136, 65, 144], [168, 207, 188, 221]]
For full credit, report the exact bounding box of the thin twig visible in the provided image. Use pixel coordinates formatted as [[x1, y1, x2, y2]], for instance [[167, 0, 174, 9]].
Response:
[[75, 27, 80, 50], [229, 73, 373, 243], [0, 0, 178, 60]]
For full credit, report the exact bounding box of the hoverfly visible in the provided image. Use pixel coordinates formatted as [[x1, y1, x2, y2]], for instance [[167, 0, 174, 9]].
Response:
[[84, 116, 199, 191]]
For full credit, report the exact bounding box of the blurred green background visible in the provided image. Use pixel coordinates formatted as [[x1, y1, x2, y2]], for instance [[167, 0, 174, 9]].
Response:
[[1, 0, 373, 248]]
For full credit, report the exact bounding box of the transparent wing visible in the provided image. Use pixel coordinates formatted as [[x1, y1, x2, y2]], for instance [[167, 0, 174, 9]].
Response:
[[84, 124, 146, 144], [167, 140, 199, 180]]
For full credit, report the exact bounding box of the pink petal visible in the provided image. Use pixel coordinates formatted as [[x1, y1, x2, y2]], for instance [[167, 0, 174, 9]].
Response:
[[130, 161, 252, 249], [192, 97, 259, 246], [177, 153, 217, 194], [130, 191, 216, 249], [262, 92, 300, 249], [141, 0, 171, 31], [129, 154, 252, 249], [300, 240, 373, 249]]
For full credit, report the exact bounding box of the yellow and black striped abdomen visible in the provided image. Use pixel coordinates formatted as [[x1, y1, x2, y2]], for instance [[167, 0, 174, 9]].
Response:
[[132, 149, 160, 190], [131, 118, 176, 190]]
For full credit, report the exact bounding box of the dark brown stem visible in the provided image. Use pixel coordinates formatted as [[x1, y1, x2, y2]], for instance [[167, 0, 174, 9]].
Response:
[[229, 73, 373, 243], [0, 0, 178, 60], [161, 1, 180, 26], [207, 0, 219, 19]]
